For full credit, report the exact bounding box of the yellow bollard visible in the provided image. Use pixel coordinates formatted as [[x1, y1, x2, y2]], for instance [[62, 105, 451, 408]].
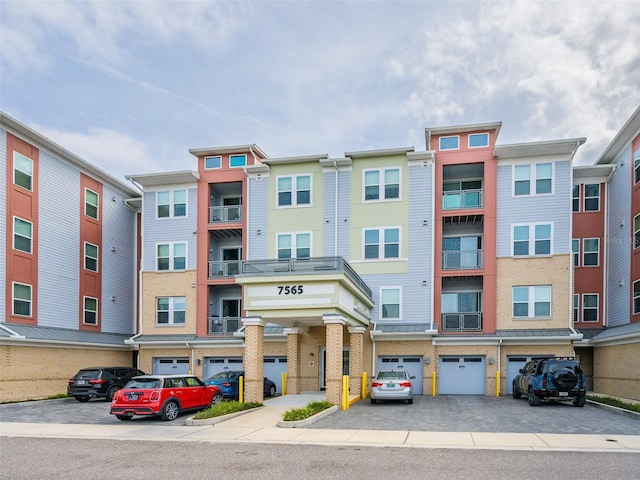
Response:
[[361, 372, 368, 398], [342, 375, 349, 410], [281, 372, 287, 396], [239, 375, 244, 403], [496, 370, 500, 397], [432, 370, 437, 397]]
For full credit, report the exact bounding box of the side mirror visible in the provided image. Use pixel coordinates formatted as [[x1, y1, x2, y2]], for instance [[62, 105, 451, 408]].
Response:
[[519, 368, 524, 374]]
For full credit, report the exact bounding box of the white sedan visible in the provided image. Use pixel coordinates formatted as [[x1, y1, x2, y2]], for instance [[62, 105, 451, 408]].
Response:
[[370, 369, 414, 404]]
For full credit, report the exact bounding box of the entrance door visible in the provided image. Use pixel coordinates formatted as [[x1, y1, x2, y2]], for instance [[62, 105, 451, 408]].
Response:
[[319, 347, 349, 390], [222, 247, 241, 276], [221, 298, 241, 332]]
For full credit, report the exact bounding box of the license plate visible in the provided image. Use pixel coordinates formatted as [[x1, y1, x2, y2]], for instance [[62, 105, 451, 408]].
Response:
[[128, 394, 138, 400], [386, 383, 395, 388], [77, 380, 86, 385], [559, 391, 568, 397]]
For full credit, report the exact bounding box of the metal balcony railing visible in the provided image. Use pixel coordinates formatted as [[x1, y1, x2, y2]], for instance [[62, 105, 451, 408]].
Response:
[[209, 206, 242, 223], [442, 250, 483, 270], [208, 316, 240, 334], [442, 312, 482, 331], [208, 260, 242, 278], [442, 189, 483, 210]]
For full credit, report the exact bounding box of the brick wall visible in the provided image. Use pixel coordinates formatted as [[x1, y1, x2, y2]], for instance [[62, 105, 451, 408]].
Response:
[[593, 343, 640, 401], [141, 271, 197, 334]]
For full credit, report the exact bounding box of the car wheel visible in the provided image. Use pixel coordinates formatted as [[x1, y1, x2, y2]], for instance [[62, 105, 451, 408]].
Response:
[[528, 387, 540, 406], [268, 385, 276, 398], [107, 386, 120, 402], [75, 397, 90, 402], [370, 398, 377, 404], [161, 401, 180, 421], [407, 398, 413, 404], [116, 413, 134, 421], [211, 393, 223, 405], [573, 396, 586, 407], [512, 382, 521, 399]]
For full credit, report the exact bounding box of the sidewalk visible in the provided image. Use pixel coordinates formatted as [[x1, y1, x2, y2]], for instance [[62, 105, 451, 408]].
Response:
[[1, 393, 639, 453]]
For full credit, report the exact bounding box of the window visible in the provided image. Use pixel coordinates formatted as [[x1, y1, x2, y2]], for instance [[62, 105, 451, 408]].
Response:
[[157, 243, 186, 271], [583, 238, 599, 266], [277, 175, 311, 206], [157, 190, 187, 218], [572, 239, 580, 267], [156, 296, 186, 324], [468, 133, 489, 148], [229, 154, 246, 168], [634, 214, 640, 249], [13, 152, 33, 190], [535, 163, 552, 194], [439, 136, 459, 150], [84, 242, 98, 272], [513, 285, 551, 318], [513, 223, 552, 256], [514, 163, 553, 196], [584, 184, 600, 211], [85, 189, 99, 220], [634, 148, 640, 184], [582, 294, 598, 322], [514, 165, 530, 196], [204, 156, 221, 169], [634, 280, 640, 315], [364, 227, 400, 259], [277, 233, 310, 259], [380, 287, 401, 320], [83, 297, 98, 325], [572, 185, 580, 212], [13, 282, 32, 316], [13, 217, 32, 253], [364, 168, 400, 201], [573, 294, 579, 323]]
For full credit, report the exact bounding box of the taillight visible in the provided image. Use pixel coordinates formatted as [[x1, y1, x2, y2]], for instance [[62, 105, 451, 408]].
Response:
[[89, 379, 106, 385], [399, 382, 412, 388], [221, 382, 232, 387], [371, 382, 382, 387], [542, 374, 548, 390], [68, 379, 74, 384], [150, 391, 160, 401]]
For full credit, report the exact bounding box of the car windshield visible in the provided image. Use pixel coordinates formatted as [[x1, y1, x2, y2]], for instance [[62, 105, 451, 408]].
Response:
[[125, 378, 161, 389], [376, 371, 407, 380]]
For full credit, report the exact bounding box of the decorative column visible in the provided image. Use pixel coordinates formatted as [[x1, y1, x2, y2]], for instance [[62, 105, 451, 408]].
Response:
[[323, 314, 346, 405], [242, 316, 264, 403], [348, 326, 366, 398], [283, 327, 301, 395]]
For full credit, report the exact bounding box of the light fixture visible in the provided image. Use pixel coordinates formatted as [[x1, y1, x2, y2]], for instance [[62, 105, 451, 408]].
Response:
[[256, 229, 262, 235], [424, 357, 430, 364], [111, 246, 116, 252], [111, 296, 116, 301], [489, 357, 495, 365], [620, 280, 625, 287]]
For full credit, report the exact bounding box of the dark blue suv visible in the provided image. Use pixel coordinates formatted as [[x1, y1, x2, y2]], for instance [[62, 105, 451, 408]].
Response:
[[204, 370, 276, 399], [512, 357, 587, 407]]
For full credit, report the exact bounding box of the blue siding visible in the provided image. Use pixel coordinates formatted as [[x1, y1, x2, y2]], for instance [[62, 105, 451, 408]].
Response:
[[323, 169, 351, 259], [0, 130, 7, 317], [323, 170, 337, 256], [247, 177, 269, 259], [337, 170, 351, 259], [606, 144, 632, 326]]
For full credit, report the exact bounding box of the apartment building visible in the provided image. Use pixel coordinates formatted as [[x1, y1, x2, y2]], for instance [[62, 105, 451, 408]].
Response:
[[1, 112, 141, 401]]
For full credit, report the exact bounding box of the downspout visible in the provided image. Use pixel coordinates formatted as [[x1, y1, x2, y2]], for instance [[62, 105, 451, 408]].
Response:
[[370, 325, 377, 376], [430, 157, 436, 331], [127, 177, 145, 369], [334, 160, 339, 256], [569, 160, 575, 332]]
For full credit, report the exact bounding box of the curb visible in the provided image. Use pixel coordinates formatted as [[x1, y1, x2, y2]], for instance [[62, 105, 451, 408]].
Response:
[[185, 406, 265, 426], [587, 400, 640, 420], [277, 405, 339, 428]]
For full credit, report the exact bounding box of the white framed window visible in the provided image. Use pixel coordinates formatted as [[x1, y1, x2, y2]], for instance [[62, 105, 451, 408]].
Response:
[[157, 189, 187, 218], [85, 188, 99, 220], [229, 154, 246, 168], [572, 184, 580, 212], [582, 294, 598, 322], [277, 175, 311, 207], [468, 133, 489, 148], [83, 296, 98, 325], [277, 232, 311, 259], [439, 136, 459, 150], [380, 287, 401, 320], [13, 152, 33, 191], [157, 242, 187, 271], [204, 156, 221, 169], [634, 280, 640, 315], [583, 238, 599, 266], [635, 148, 640, 184], [535, 163, 553, 194], [363, 168, 400, 201], [12, 282, 32, 317], [573, 294, 579, 323], [584, 184, 600, 211], [156, 296, 186, 325], [84, 242, 99, 272], [363, 227, 400, 259], [512, 223, 552, 256], [572, 239, 580, 267], [634, 214, 640, 249], [512, 285, 551, 318], [13, 217, 32, 253], [514, 163, 553, 196]]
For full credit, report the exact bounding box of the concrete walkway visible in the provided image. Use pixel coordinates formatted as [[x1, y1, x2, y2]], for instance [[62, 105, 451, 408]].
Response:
[[1, 393, 639, 453]]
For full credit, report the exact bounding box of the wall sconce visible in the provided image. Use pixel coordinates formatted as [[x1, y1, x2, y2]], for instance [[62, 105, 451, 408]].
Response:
[[489, 357, 495, 365], [619, 280, 625, 287], [422, 220, 428, 226], [256, 229, 262, 235], [111, 246, 116, 252], [191, 283, 196, 288], [424, 357, 430, 364], [196, 359, 201, 366], [309, 352, 314, 356], [111, 195, 117, 202], [110, 296, 116, 301]]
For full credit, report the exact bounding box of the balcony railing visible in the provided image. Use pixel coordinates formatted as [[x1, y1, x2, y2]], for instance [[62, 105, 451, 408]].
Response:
[[209, 206, 242, 224], [442, 312, 482, 332], [442, 189, 483, 210], [208, 316, 240, 334], [442, 250, 483, 270], [208, 260, 242, 278]]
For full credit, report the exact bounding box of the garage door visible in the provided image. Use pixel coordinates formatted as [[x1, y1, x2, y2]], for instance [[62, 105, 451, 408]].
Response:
[[153, 357, 190, 375], [438, 356, 485, 394], [203, 356, 244, 380], [263, 357, 287, 394], [506, 355, 553, 394], [377, 356, 423, 395]]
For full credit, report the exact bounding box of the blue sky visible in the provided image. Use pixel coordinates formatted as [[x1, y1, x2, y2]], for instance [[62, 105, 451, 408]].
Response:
[[1, 0, 639, 183]]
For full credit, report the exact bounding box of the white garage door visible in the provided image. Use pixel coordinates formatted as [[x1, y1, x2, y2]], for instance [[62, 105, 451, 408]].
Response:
[[438, 356, 485, 394], [263, 357, 287, 394], [203, 357, 244, 380], [506, 356, 529, 394], [377, 356, 423, 395], [153, 357, 190, 375]]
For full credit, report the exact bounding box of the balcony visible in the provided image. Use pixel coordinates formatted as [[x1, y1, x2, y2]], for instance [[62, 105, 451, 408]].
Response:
[[208, 260, 242, 278], [442, 250, 483, 270], [209, 205, 242, 224], [442, 312, 482, 332], [208, 316, 240, 334], [442, 189, 483, 210]]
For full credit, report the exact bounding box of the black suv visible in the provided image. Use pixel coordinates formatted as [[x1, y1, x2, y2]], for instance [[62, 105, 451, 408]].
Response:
[[512, 357, 587, 407], [68, 366, 145, 402]]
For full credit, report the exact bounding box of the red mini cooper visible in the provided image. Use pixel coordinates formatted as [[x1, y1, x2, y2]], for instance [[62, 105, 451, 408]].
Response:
[[110, 374, 223, 421]]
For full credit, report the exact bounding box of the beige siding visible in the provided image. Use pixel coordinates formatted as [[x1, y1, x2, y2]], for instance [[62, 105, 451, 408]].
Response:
[[593, 343, 640, 401]]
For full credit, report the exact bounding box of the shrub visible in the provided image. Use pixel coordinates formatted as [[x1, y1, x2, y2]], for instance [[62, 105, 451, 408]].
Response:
[[281, 400, 333, 422], [192, 401, 262, 420], [587, 395, 640, 413]]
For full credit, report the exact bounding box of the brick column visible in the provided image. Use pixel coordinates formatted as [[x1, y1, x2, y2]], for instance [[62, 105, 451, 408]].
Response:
[[283, 327, 301, 395], [348, 326, 365, 398], [242, 317, 264, 403], [323, 314, 346, 405]]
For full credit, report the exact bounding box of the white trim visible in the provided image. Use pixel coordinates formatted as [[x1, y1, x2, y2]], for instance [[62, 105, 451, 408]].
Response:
[[11, 281, 32, 317], [204, 155, 222, 170], [82, 295, 99, 325], [155, 241, 188, 271], [511, 222, 554, 257], [276, 174, 312, 208], [362, 167, 402, 203], [379, 286, 402, 321], [439, 135, 460, 151], [468, 132, 489, 149]]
